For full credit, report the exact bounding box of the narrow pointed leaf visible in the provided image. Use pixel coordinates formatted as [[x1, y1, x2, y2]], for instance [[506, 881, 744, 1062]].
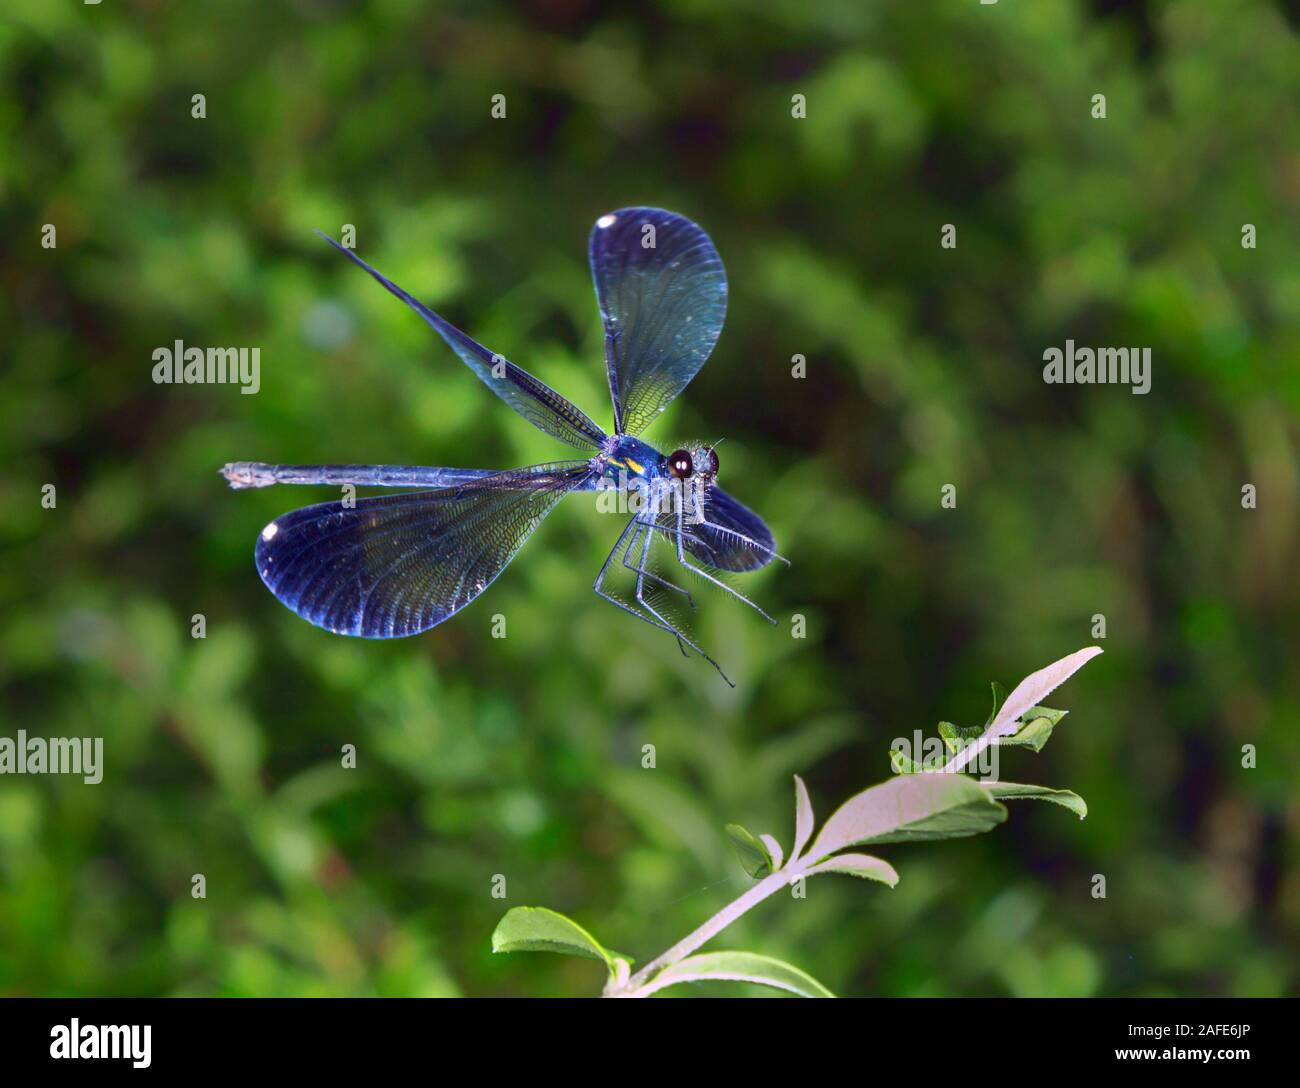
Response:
[[987, 647, 1102, 740], [791, 775, 815, 862], [641, 952, 833, 998], [943, 649, 1103, 774], [985, 681, 1008, 726], [981, 782, 1088, 818], [807, 773, 1007, 862], [804, 853, 899, 886], [491, 907, 622, 971], [758, 833, 785, 872], [725, 823, 774, 878]]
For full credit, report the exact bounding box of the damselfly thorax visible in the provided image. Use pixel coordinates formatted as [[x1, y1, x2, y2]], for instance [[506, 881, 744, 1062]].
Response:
[[594, 435, 720, 522]]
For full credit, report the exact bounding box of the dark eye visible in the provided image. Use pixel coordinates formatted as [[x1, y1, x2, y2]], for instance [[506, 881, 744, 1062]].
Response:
[[667, 449, 693, 479], [698, 447, 719, 477]]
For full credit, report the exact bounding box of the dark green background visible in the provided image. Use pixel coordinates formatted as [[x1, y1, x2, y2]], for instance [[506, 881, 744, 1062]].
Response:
[[2, 0, 1297, 997]]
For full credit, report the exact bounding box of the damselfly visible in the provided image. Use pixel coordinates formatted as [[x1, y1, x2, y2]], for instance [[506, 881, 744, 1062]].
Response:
[[222, 208, 782, 683]]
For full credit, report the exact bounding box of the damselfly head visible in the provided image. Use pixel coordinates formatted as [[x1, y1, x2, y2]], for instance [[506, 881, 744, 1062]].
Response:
[[666, 445, 719, 485]]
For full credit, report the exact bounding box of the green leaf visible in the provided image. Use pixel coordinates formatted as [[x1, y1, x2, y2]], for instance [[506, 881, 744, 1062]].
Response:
[[937, 720, 981, 753], [981, 782, 1087, 818], [491, 907, 626, 972], [805, 852, 899, 886], [998, 706, 1067, 752], [807, 773, 1007, 860], [889, 744, 921, 774], [985, 681, 1008, 726], [725, 823, 774, 878], [641, 952, 834, 998], [1022, 705, 1067, 728]]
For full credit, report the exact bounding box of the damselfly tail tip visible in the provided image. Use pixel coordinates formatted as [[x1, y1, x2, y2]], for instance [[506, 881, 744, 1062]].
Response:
[[221, 461, 273, 490]]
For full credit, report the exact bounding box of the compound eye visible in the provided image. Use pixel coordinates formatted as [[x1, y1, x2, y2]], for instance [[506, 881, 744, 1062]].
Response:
[[667, 449, 693, 479], [698, 447, 719, 477]]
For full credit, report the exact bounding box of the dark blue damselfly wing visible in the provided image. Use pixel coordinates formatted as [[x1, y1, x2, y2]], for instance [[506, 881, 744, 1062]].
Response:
[[320, 234, 607, 451], [255, 462, 596, 638], [588, 208, 727, 437], [659, 484, 776, 573]]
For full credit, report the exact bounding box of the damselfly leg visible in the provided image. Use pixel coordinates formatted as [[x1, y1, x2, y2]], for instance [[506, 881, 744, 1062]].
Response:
[[673, 492, 778, 625]]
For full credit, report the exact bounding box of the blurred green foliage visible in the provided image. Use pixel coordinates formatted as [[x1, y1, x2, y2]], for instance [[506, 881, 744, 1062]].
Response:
[[1, 0, 1297, 998]]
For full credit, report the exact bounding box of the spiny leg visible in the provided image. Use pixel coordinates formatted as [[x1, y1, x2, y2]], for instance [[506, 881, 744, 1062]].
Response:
[[594, 516, 734, 685], [593, 516, 678, 638], [684, 486, 790, 568], [674, 504, 777, 626], [631, 522, 733, 686], [626, 482, 695, 610], [621, 519, 695, 611], [628, 522, 689, 658]]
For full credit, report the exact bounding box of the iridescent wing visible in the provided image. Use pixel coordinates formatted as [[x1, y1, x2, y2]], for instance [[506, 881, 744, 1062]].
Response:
[[321, 234, 607, 451], [254, 462, 595, 637], [588, 208, 727, 436], [660, 485, 777, 573]]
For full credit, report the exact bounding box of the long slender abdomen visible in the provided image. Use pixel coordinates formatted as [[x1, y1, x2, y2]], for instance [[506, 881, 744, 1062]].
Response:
[[220, 462, 502, 490]]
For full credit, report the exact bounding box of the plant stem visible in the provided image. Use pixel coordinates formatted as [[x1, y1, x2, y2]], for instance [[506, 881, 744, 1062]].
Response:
[[939, 736, 988, 775], [620, 864, 805, 995]]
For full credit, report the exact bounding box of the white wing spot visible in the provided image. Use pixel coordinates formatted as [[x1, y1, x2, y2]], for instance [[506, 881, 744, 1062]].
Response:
[[261, 521, 279, 541], [596, 214, 617, 229]]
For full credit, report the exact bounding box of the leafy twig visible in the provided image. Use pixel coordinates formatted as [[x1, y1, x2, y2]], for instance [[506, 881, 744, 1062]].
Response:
[[491, 646, 1102, 998]]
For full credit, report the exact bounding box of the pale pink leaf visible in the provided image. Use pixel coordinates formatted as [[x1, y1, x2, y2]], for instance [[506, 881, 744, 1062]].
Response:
[[758, 833, 784, 872], [791, 775, 815, 862], [989, 646, 1103, 739], [804, 853, 899, 886], [807, 773, 1005, 862]]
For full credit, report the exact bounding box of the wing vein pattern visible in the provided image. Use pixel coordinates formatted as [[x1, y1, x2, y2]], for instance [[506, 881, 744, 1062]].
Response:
[[589, 208, 727, 436], [256, 462, 595, 638]]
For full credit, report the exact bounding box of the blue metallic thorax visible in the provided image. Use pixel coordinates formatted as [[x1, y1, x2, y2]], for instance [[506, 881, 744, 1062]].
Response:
[[597, 435, 666, 487]]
